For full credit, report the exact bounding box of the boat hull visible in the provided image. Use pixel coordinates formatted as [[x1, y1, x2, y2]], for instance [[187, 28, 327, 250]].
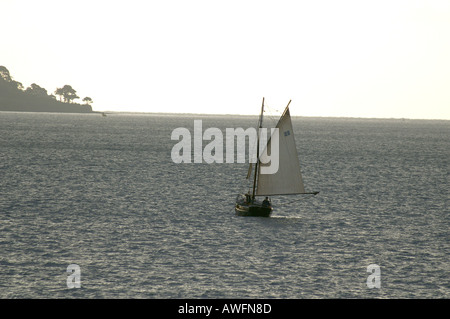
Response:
[[235, 203, 273, 217]]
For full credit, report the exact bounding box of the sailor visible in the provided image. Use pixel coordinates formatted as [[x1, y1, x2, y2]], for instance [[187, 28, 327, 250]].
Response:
[[262, 197, 271, 207]]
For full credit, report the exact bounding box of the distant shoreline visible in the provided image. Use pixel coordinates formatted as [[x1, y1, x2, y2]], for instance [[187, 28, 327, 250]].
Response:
[[0, 105, 94, 114], [85, 111, 450, 121], [0, 109, 100, 115], [2, 110, 447, 122]]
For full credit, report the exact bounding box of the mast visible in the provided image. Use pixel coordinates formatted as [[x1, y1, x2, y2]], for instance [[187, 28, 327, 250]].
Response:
[[252, 97, 264, 201]]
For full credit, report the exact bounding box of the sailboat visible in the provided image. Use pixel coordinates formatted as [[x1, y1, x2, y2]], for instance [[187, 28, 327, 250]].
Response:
[[235, 98, 319, 217]]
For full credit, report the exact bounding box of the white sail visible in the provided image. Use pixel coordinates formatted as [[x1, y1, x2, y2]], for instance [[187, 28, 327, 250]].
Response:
[[256, 107, 305, 195]]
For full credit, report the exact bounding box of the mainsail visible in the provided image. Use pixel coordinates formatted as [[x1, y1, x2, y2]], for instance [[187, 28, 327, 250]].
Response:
[[256, 105, 305, 195]]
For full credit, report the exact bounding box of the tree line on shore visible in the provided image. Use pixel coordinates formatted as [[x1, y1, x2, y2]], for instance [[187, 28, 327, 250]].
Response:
[[0, 65, 94, 113]]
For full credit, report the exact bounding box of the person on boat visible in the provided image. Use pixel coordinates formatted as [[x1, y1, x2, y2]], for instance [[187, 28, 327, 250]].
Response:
[[262, 197, 271, 207], [245, 193, 251, 204]]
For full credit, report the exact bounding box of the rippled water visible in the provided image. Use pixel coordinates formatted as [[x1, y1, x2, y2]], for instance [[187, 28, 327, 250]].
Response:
[[0, 112, 448, 298]]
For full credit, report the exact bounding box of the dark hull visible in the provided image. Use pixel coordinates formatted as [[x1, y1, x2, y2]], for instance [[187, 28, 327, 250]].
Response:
[[235, 203, 273, 217]]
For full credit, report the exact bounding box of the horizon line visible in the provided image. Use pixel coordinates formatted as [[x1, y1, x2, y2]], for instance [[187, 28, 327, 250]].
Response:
[[93, 110, 450, 121], [2, 109, 448, 121]]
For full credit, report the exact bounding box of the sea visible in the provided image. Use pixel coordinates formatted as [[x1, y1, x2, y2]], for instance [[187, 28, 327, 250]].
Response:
[[0, 111, 448, 299]]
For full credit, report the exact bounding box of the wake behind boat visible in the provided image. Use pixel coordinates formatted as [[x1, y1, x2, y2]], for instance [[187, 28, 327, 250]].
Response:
[[235, 98, 319, 217]]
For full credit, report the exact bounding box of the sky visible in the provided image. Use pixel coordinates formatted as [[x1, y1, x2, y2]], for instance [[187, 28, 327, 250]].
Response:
[[1, 0, 450, 119]]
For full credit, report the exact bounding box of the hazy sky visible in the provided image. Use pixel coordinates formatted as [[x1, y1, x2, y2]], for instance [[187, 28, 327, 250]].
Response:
[[2, 0, 450, 119]]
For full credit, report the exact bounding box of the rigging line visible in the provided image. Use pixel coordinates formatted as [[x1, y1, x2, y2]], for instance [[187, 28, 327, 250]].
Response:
[[263, 102, 281, 114], [262, 111, 280, 127], [261, 104, 281, 125]]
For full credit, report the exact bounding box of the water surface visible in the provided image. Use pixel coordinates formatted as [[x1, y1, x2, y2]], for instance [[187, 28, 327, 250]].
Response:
[[0, 112, 448, 298]]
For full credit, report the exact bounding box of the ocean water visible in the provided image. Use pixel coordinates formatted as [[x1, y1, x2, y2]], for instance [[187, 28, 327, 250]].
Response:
[[0, 111, 448, 299]]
